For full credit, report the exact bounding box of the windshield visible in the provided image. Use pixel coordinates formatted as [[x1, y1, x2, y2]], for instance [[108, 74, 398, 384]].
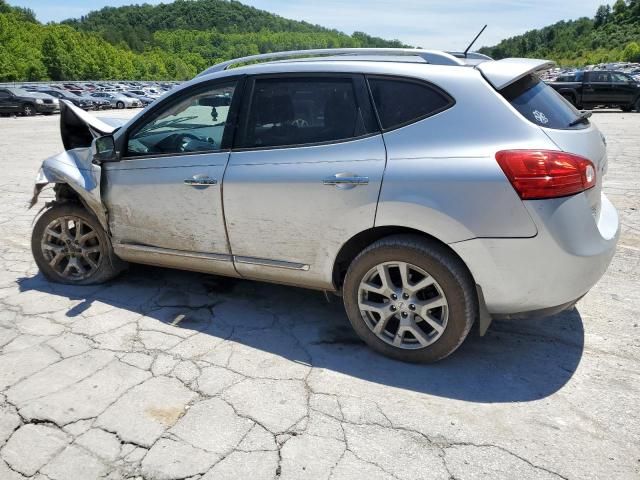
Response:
[[501, 74, 589, 130], [7, 88, 29, 96]]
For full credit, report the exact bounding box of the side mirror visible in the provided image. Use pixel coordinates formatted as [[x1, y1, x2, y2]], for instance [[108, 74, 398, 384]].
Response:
[[91, 135, 118, 164]]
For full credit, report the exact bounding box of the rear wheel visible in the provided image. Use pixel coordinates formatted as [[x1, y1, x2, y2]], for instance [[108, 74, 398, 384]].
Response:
[[31, 204, 125, 285], [22, 103, 35, 116], [561, 93, 576, 107], [343, 235, 477, 363]]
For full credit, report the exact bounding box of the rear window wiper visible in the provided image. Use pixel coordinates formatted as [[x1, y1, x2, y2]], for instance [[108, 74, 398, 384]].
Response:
[[568, 110, 592, 127]]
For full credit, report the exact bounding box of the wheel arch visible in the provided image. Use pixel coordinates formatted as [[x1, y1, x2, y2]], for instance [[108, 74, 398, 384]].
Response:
[[29, 151, 107, 230], [332, 226, 474, 289]]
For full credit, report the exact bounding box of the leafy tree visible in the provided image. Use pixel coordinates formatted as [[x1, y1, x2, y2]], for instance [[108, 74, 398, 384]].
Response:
[[481, 2, 640, 66], [622, 41, 640, 61], [594, 4, 611, 27]]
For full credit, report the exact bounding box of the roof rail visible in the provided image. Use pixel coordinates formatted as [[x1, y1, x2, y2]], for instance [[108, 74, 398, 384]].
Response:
[[196, 48, 465, 77]]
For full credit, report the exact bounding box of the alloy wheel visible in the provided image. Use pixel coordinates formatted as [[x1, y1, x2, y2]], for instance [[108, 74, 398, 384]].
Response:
[[357, 261, 449, 349], [40, 216, 102, 281]]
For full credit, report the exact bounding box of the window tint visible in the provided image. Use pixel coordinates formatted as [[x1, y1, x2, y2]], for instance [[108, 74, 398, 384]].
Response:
[[127, 81, 236, 157], [239, 77, 373, 149], [611, 73, 630, 83], [586, 71, 611, 83], [501, 74, 588, 130], [368, 78, 451, 130]]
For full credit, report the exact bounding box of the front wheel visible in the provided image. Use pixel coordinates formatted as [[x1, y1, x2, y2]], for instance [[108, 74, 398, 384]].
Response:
[[22, 103, 35, 116], [31, 204, 125, 285], [343, 235, 477, 363], [116, 101, 125, 109]]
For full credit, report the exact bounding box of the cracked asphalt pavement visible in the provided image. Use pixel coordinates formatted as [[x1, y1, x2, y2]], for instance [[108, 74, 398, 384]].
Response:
[[0, 109, 638, 480]]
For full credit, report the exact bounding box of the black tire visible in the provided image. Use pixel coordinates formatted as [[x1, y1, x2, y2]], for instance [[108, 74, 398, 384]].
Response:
[[343, 235, 477, 363], [621, 105, 632, 112], [635, 98, 640, 113], [116, 101, 125, 109], [31, 203, 126, 285], [561, 93, 576, 107], [22, 103, 35, 116]]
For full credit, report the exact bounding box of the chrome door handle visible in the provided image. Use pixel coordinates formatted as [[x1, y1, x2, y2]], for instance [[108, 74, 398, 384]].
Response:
[[323, 174, 369, 186], [184, 176, 217, 186]]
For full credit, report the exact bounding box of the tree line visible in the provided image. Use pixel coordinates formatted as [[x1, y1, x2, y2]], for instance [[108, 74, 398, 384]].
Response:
[[480, 0, 640, 66], [0, 0, 405, 82]]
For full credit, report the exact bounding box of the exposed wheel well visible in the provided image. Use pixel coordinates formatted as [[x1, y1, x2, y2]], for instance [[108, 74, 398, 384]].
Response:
[[54, 183, 82, 203], [332, 226, 473, 289]]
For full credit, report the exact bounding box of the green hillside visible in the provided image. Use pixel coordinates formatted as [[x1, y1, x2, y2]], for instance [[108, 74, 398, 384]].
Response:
[[480, 1, 640, 66], [0, 0, 405, 82]]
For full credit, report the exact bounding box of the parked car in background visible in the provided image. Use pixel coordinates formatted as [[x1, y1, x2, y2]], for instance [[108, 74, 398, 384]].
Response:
[[548, 70, 640, 111], [0, 88, 59, 116], [39, 89, 95, 110], [68, 91, 111, 110], [29, 49, 619, 363], [90, 91, 142, 109], [121, 91, 154, 107]]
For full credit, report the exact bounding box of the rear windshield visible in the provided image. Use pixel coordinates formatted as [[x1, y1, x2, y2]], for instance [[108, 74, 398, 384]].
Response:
[[501, 74, 588, 130]]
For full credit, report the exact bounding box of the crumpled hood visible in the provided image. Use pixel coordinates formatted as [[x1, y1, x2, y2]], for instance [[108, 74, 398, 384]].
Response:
[[60, 100, 127, 150]]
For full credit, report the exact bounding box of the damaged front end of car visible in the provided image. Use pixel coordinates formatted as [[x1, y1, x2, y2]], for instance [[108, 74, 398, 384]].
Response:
[[29, 100, 126, 229]]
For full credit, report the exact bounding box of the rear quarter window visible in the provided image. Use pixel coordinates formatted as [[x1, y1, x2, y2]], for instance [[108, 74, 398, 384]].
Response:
[[501, 74, 588, 130], [367, 77, 453, 131]]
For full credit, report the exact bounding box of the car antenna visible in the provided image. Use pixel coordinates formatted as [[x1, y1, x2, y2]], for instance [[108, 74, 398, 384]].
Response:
[[463, 24, 487, 58]]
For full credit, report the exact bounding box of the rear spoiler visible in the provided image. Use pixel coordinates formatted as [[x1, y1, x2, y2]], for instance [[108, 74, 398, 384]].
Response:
[[60, 100, 121, 150], [476, 58, 556, 90]]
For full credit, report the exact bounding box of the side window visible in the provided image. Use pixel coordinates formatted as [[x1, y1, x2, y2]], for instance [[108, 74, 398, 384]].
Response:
[[0, 91, 9, 99], [126, 81, 236, 157], [367, 77, 452, 131], [587, 72, 611, 83], [611, 73, 630, 83], [238, 77, 374, 149]]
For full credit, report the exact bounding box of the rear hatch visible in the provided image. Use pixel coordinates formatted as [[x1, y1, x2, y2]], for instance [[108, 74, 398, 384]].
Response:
[[479, 61, 606, 217]]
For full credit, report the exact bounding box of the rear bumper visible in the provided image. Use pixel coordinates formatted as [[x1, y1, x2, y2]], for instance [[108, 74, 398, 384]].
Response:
[[451, 192, 619, 315]]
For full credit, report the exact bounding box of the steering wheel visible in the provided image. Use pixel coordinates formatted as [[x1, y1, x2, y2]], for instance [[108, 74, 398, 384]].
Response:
[[291, 118, 309, 128], [175, 133, 204, 152]]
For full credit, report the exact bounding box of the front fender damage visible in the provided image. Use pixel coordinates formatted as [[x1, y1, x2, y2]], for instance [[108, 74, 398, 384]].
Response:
[[29, 148, 107, 230]]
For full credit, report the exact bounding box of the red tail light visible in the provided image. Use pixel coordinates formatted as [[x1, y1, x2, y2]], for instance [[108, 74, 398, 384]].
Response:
[[496, 150, 596, 200]]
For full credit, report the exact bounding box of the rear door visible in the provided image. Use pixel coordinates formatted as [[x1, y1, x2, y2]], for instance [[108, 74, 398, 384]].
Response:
[[610, 72, 636, 105], [223, 74, 385, 290]]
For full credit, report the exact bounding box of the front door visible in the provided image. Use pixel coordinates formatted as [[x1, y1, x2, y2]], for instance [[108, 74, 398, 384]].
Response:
[[584, 71, 614, 104], [223, 74, 386, 290], [102, 79, 240, 273]]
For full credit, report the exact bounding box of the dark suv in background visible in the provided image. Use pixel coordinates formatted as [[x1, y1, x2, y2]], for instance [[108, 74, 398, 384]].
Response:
[[38, 89, 95, 111], [548, 70, 640, 111], [0, 88, 59, 116]]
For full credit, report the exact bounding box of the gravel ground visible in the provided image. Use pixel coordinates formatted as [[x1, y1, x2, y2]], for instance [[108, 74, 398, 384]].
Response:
[[0, 109, 638, 480]]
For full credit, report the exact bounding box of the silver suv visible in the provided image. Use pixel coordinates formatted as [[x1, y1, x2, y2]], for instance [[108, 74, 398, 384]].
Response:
[[30, 49, 619, 362]]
